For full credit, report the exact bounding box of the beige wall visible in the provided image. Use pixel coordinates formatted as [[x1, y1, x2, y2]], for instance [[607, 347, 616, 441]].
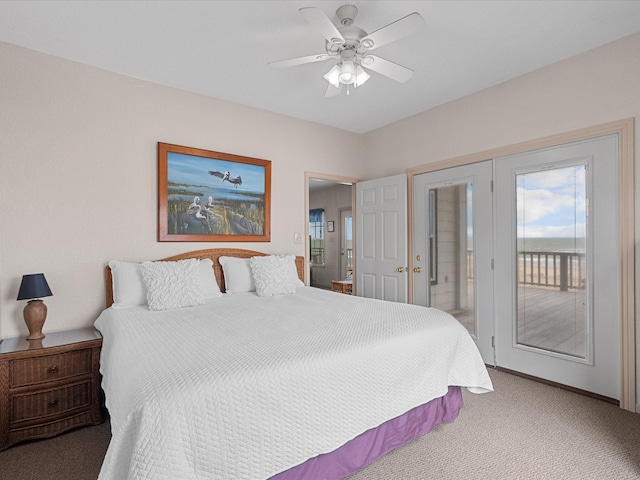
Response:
[[0, 42, 365, 339], [363, 32, 640, 409], [363, 32, 640, 177]]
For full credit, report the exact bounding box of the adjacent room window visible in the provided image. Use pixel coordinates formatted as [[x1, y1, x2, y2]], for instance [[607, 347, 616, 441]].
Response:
[[309, 208, 325, 265]]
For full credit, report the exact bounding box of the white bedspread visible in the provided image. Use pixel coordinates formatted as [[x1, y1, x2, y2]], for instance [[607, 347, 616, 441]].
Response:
[[95, 287, 492, 480]]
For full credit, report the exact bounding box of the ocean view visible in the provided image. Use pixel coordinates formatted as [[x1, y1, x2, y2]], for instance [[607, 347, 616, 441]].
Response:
[[517, 237, 585, 253]]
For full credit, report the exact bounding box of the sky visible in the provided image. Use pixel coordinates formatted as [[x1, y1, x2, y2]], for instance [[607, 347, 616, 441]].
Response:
[[167, 152, 266, 193], [516, 165, 586, 238]]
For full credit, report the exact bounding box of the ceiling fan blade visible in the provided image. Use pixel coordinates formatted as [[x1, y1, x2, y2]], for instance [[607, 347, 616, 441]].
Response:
[[363, 55, 414, 83], [268, 53, 330, 69], [325, 83, 343, 98], [299, 7, 345, 45], [361, 12, 425, 50]]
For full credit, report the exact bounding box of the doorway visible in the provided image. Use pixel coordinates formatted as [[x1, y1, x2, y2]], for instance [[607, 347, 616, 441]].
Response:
[[305, 173, 357, 290]]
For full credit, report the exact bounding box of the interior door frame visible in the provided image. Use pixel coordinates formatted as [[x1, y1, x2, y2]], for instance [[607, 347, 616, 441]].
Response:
[[406, 118, 635, 411], [304, 172, 359, 291]]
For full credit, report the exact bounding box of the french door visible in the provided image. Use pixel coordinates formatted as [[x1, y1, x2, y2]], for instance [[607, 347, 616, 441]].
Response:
[[413, 135, 620, 399], [413, 161, 494, 363], [494, 135, 619, 399]]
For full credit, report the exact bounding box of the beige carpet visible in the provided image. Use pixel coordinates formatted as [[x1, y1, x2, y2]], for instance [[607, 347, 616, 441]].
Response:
[[1, 369, 639, 480]]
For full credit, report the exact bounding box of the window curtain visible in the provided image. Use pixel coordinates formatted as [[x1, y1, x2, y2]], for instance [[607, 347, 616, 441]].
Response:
[[309, 208, 324, 223]]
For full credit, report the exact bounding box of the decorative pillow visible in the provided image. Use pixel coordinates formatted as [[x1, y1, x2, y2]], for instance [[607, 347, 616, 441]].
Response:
[[109, 258, 221, 307], [219, 256, 255, 293], [249, 255, 299, 297], [199, 258, 223, 298], [141, 258, 205, 311], [108, 260, 148, 308]]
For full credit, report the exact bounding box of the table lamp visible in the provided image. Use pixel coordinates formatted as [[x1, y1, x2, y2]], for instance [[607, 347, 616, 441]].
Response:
[[17, 273, 53, 340]]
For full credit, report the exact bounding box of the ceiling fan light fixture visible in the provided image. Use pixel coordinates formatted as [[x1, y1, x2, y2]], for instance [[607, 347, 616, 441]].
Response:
[[354, 65, 370, 87], [361, 38, 374, 49], [323, 64, 341, 88], [339, 59, 356, 84]]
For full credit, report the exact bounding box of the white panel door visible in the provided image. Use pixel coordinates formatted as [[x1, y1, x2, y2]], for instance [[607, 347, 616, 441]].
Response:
[[356, 174, 407, 302], [494, 135, 620, 399]]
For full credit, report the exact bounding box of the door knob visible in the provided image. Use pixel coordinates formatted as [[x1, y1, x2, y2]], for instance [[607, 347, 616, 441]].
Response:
[[414, 267, 422, 273], [396, 267, 404, 273]]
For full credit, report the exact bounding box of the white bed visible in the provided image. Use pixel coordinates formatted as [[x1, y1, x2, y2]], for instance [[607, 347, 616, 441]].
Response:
[[95, 248, 492, 480]]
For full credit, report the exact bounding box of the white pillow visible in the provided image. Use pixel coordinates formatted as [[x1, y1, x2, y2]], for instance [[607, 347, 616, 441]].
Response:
[[219, 256, 255, 293], [249, 255, 299, 297], [141, 258, 204, 311], [199, 258, 223, 298], [280, 254, 304, 287], [109, 258, 221, 307], [108, 260, 147, 308]]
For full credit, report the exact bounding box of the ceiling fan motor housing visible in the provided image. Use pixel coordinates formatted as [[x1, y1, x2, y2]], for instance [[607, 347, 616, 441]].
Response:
[[325, 25, 369, 57], [336, 4, 358, 26]]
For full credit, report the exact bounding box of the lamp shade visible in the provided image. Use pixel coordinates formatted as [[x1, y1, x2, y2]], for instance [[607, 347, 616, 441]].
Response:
[[17, 273, 53, 301], [323, 64, 341, 88], [354, 65, 370, 87]]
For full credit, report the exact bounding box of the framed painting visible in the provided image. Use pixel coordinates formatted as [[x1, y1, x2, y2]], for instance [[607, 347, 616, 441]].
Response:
[[158, 143, 271, 242]]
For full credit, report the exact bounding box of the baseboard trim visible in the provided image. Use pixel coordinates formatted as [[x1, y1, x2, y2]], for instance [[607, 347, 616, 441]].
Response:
[[491, 365, 620, 406]]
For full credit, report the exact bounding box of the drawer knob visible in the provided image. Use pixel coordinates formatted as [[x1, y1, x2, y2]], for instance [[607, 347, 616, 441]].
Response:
[[48, 399, 58, 407], [47, 365, 58, 373]]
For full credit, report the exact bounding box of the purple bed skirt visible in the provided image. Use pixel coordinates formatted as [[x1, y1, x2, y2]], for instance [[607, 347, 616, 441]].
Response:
[[271, 386, 463, 480]]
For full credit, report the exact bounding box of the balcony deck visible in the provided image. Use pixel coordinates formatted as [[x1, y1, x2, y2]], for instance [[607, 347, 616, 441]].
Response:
[[453, 283, 586, 358]]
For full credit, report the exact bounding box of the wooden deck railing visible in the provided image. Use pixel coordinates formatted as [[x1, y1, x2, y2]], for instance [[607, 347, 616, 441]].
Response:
[[467, 250, 586, 291], [519, 251, 585, 291]]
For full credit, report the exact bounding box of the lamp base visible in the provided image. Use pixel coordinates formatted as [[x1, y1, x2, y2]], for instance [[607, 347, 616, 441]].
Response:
[[24, 299, 47, 340]]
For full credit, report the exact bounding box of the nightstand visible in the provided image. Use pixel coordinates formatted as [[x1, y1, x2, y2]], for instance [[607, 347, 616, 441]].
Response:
[[0, 327, 103, 451]]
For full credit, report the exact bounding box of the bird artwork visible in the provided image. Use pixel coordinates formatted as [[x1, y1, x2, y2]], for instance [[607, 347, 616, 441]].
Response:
[[209, 170, 242, 188]]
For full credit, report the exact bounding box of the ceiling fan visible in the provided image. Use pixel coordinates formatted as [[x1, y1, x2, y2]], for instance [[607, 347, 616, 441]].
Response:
[[268, 4, 425, 97]]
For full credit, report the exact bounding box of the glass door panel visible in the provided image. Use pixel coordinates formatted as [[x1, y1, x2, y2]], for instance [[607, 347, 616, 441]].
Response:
[[429, 183, 475, 335], [516, 165, 587, 359]]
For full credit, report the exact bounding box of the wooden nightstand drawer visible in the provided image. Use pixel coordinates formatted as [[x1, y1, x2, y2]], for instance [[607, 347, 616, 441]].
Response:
[[11, 380, 92, 423], [9, 349, 92, 387]]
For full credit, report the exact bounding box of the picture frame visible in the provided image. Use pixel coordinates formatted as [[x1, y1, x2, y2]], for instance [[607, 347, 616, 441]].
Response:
[[327, 220, 335, 233], [158, 143, 271, 242]]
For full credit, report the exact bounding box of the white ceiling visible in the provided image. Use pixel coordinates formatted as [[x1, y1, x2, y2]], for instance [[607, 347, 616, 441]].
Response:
[[2, 1, 640, 134]]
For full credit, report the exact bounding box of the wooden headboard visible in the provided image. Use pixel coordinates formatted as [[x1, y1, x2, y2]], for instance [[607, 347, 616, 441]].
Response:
[[105, 248, 305, 308]]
